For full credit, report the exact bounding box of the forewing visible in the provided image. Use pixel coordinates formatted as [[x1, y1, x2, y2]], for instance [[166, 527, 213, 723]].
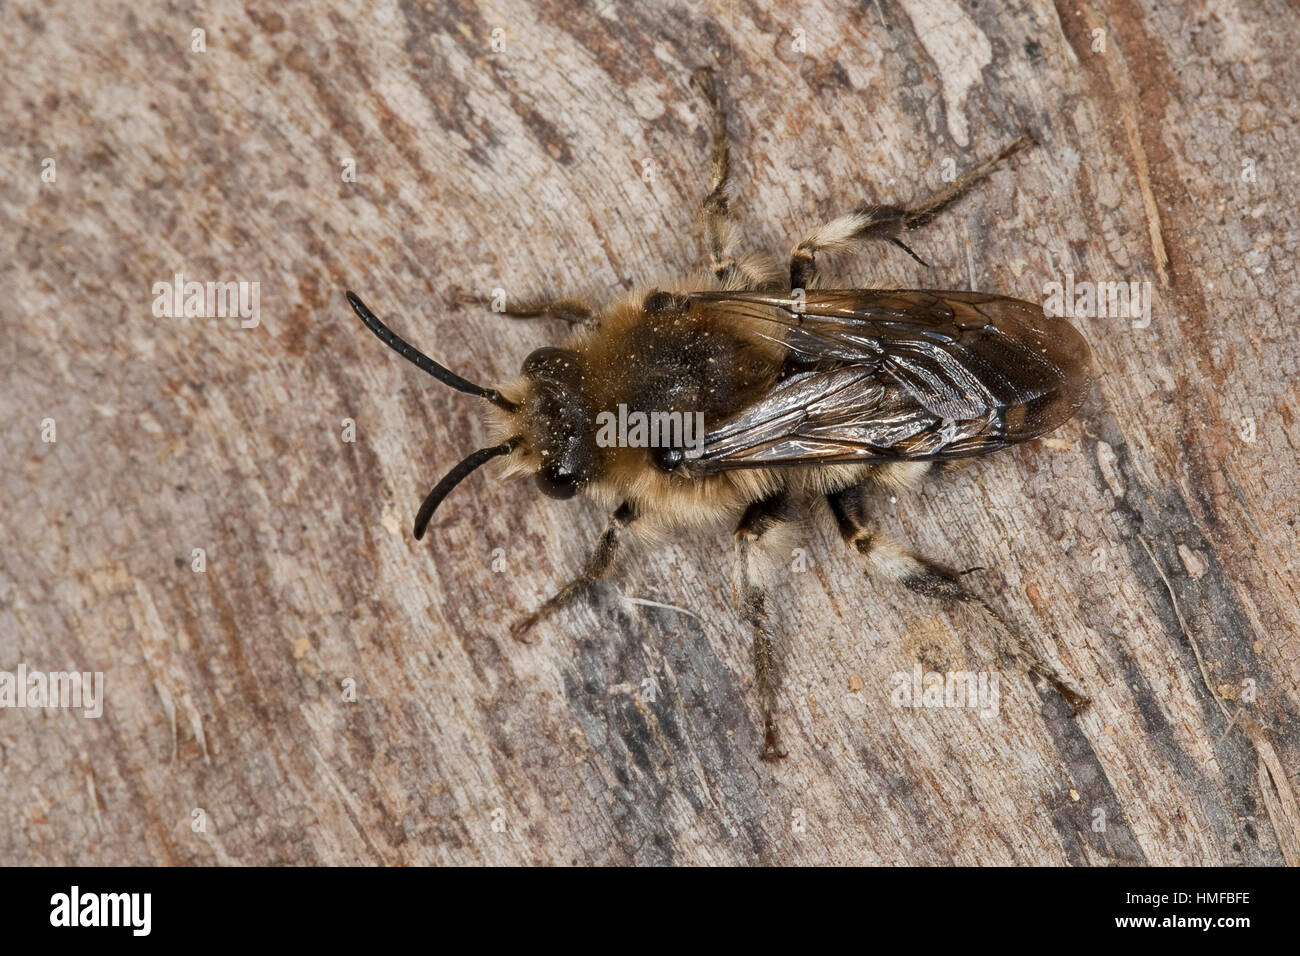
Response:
[[684, 290, 1092, 472]]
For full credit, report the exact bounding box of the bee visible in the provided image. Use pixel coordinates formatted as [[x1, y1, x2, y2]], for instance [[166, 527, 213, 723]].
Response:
[[347, 68, 1093, 760]]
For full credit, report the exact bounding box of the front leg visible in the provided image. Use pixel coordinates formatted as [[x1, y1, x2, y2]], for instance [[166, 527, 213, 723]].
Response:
[[454, 288, 595, 327], [510, 502, 636, 640], [733, 491, 794, 761]]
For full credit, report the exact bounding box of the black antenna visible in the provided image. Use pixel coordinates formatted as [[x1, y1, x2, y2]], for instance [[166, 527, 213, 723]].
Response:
[[346, 291, 517, 412], [413, 440, 518, 539]]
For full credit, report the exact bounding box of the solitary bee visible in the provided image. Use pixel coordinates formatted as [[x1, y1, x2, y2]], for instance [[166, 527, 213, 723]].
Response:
[[347, 69, 1092, 759]]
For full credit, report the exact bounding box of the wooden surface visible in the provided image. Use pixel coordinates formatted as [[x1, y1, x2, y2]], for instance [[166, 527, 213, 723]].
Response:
[[3, 0, 1299, 865]]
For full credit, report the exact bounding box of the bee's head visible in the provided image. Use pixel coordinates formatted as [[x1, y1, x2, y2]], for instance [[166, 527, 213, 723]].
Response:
[[515, 346, 601, 500], [346, 292, 600, 540]]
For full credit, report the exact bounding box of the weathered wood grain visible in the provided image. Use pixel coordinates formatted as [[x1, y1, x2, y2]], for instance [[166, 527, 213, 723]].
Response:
[[2, 0, 1298, 865]]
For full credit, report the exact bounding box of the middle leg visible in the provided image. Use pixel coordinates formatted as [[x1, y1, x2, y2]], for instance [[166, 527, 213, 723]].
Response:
[[691, 68, 773, 292]]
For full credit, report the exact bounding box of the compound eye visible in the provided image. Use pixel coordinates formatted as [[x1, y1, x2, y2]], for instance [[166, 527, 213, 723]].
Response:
[[535, 464, 579, 499], [521, 347, 581, 388]]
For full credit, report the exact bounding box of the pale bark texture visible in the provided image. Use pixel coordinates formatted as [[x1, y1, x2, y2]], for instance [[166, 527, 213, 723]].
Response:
[[2, 0, 1298, 865]]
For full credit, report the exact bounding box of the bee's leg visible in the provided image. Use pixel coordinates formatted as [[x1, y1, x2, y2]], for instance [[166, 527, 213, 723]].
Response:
[[789, 204, 915, 291], [452, 289, 595, 326], [733, 491, 794, 761], [510, 502, 636, 640], [690, 68, 771, 292], [692, 67, 738, 283], [901, 133, 1036, 227], [496, 300, 593, 325], [789, 134, 1035, 290], [825, 484, 1089, 713]]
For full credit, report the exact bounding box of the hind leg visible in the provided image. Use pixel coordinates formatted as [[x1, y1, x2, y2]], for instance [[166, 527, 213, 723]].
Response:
[[826, 479, 1088, 712], [789, 134, 1035, 290]]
